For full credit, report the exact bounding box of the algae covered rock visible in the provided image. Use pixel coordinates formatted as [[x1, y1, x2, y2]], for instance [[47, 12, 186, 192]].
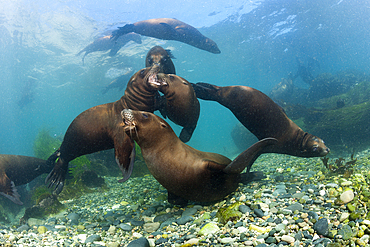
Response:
[[216, 202, 243, 224], [198, 222, 220, 236]]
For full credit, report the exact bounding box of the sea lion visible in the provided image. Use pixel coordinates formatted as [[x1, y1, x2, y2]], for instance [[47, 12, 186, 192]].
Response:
[[0, 154, 53, 205], [77, 33, 142, 65], [154, 73, 200, 143], [191, 83, 330, 158], [46, 68, 166, 193], [145, 46, 176, 75], [121, 109, 277, 204], [111, 18, 221, 54]]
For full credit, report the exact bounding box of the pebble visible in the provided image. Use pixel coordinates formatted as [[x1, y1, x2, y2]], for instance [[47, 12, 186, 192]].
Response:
[[340, 190, 354, 203], [127, 237, 150, 247], [281, 235, 295, 243], [143, 222, 160, 232], [313, 218, 329, 236], [198, 222, 219, 235], [338, 224, 352, 240]]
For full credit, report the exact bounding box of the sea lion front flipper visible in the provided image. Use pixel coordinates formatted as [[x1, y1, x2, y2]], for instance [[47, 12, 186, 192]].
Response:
[[45, 150, 66, 194], [108, 45, 120, 57], [179, 126, 195, 143], [114, 134, 135, 183], [223, 138, 278, 174], [191, 82, 220, 101], [0, 172, 23, 205], [167, 191, 189, 206]]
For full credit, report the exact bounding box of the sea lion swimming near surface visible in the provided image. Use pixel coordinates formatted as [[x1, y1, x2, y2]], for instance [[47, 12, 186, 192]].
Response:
[[46, 68, 166, 193], [111, 18, 221, 54], [191, 83, 330, 158], [121, 109, 277, 204], [77, 33, 142, 65], [0, 154, 53, 205]]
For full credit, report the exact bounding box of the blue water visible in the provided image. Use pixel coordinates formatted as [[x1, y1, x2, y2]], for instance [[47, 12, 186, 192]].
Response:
[[1, 0, 370, 158]]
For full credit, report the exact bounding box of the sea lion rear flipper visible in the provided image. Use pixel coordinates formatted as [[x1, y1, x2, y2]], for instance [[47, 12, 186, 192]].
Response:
[[0, 172, 23, 205], [111, 24, 136, 41], [114, 135, 135, 183], [191, 82, 220, 101], [223, 138, 278, 174]]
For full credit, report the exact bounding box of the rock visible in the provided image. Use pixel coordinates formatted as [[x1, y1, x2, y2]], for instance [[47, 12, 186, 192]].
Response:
[[17, 225, 29, 232], [340, 190, 354, 203], [27, 218, 44, 226], [281, 235, 295, 243], [220, 237, 234, 244], [286, 203, 303, 212], [184, 238, 199, 245], [239, 204, 251, 213], [67, 213, 80, 222], [176, 216, 194, 225], [85, 234, 101, 243], [119, 223, 133, 231], [338, 224, 352, 240], [108, 225, 116, 235], [198, 222, 220, 235], [339, 212, 350, 222], [143, 222, 160, 233], [182, 207, 197, 217], [37, 225, 47, 234], [127, 237, 150, 247], [107, 242, 120, 247], [313, 218, 329, 236], [254, 208, 264, 218]]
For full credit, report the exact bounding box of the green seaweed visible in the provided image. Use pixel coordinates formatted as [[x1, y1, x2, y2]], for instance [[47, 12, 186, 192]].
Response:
[[216, 202, 243, 224], [33, 128, 62, 160], [321, 154, 356, 178]]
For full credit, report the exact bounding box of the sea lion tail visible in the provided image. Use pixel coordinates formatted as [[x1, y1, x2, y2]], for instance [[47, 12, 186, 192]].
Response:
[[191, 82, 220, 101], [111, 24, 136, 41], [223, 138, 278, 174]]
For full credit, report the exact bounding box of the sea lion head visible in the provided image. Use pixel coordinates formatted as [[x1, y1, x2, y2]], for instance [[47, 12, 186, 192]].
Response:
[[131, 67, 167, 90], [121, 109, 172, 144], [156, 73, 189, 86], [301, 134, 330, 157], [145, 46, 176, 74]]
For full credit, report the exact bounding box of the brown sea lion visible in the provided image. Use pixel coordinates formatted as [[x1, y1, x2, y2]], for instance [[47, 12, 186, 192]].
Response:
[[121, 109, 277, 204], [191, 83, 330, 157], [46, 68, 166, 193], [77, 33, 142, 65], [0, 154, 53, 205], [111, 18, 221, 54], [154, 73, 200, 143], [145, 46, 176, 74]]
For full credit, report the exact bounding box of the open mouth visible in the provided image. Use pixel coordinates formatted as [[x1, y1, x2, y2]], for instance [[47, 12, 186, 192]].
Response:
[[146, 65, 167, 88]]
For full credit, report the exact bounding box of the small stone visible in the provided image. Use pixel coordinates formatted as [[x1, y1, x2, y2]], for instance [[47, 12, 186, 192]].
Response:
[[239, 204, 251, 213], [182, 207, 197, 217], [37, 226, 48, 234], [85, 234, 101, 243], [338, 224, 352, 240], [339, 212, 350, 222], [119, 223, 133, 231], [286, 203, 303, 212], [220, 237, 234, 244], [249, 224, 270, 233], [281, 235, 295, 243], [184, 238, 199, 245], [198, 222, 219, 235], [341, 181, 352, 186], [239, 194, 246, 201], [127, 237, 150, 247], [176, 216, 193, 225], [107, 242, 120, 247], [313, 218, 329, 236], [143, 222, 160, 233], [275, 223, 286, 232], [27, 218, 44, 226], [108, 225, 116, 235], [340, 190, 354, 203], [254, 208, 264, 218]]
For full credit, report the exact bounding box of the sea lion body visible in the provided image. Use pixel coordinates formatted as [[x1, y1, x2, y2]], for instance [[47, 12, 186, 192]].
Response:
[[121, 109, 277, 203], [155, 73, 200, 142], [112, 18, 220, 54], [46, 68, 165, 193], [192, 83, 330, 157], [0, 155, 53, 205], [77, 33, 142, 64]]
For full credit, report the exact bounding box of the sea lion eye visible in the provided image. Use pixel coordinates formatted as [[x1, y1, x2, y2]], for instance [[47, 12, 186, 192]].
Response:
[[169, 75, 174, 80], [140, 70, 146, 76], [142, 113, 148, 118]]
